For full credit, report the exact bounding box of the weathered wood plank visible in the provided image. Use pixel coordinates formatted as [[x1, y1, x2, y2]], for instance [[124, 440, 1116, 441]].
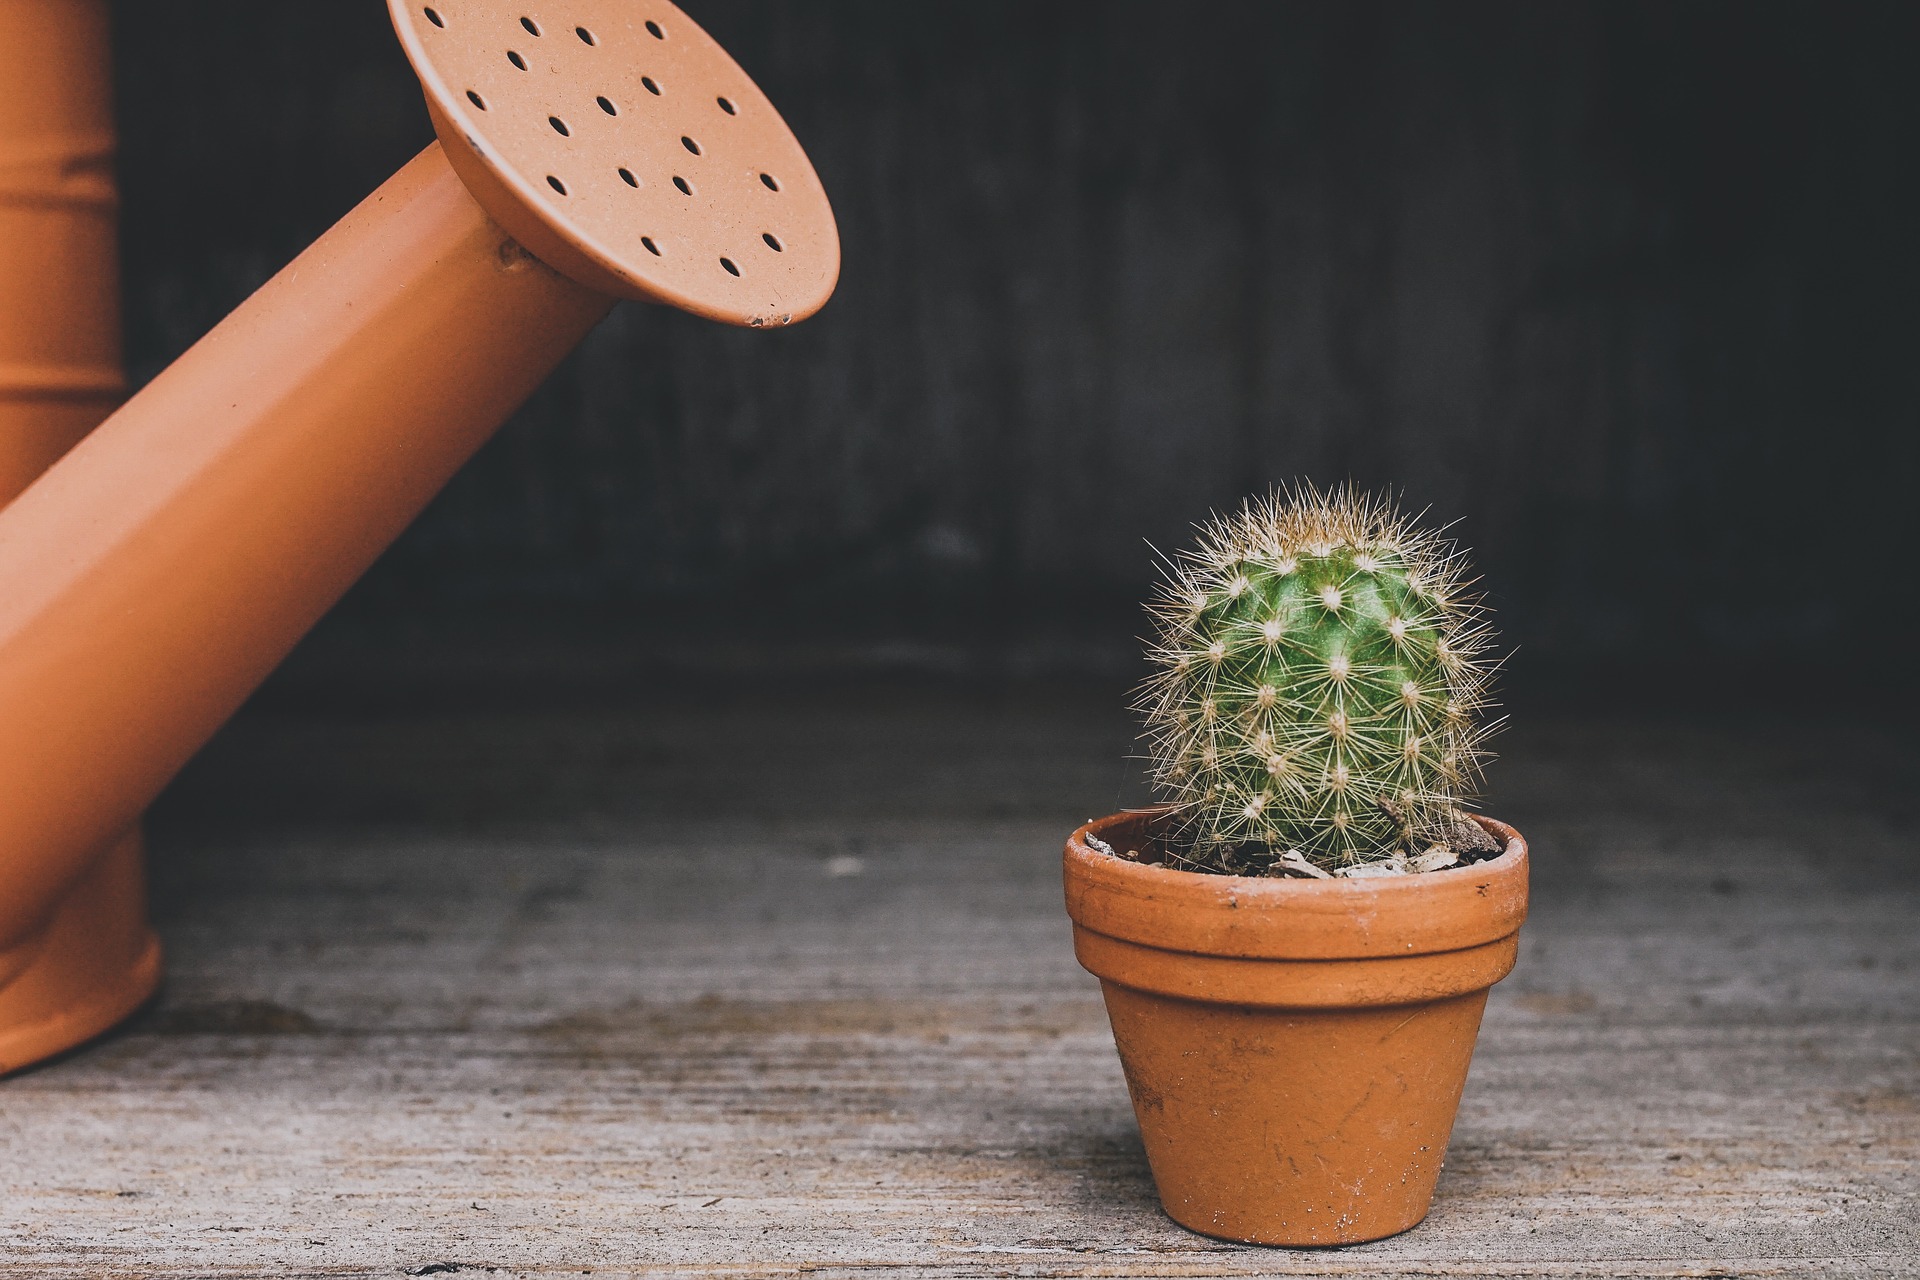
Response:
[[2, 692, 1915, 1277]]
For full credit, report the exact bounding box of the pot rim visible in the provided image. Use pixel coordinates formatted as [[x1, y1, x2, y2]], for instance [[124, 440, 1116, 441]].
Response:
[[1064, 808, 1528, 961]]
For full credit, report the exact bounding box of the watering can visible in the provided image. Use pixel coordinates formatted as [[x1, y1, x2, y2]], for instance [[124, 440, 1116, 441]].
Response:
[[0, 0, 839, 1073], [0, 0, 141, 1074], [0, 0, 122, 499]]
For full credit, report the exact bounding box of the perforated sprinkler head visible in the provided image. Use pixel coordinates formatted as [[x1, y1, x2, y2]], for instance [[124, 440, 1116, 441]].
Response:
[[0, 1, 839, 1074], [394, 0, 837, 325]]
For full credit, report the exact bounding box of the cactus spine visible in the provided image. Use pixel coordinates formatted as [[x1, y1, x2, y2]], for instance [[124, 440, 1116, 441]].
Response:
[[1138, 485, 1498, 873]]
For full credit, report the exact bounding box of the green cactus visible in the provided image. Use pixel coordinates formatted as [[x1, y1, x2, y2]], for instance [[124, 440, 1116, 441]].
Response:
[[1137, 485, 1498, 874]]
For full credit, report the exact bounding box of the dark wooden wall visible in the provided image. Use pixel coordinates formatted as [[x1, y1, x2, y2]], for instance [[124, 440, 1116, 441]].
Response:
[[111, 2, 1920, 666]]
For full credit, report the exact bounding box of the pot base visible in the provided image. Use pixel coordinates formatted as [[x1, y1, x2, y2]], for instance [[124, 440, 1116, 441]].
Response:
[[1102, 980, 1488, 1246], [0, 827, 161, 1076]]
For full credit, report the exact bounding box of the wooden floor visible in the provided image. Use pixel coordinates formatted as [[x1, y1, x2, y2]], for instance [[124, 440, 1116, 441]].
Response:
[[2, 678, 1916, 1277]]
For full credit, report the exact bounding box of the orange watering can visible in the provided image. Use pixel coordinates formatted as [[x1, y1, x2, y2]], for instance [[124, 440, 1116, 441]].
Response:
[[0, 0, 122, 499], [0, 0, 839, 1074], [0, 0, 145, 1075]]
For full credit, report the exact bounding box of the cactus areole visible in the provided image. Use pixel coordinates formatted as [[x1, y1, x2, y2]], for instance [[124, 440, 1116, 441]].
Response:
[[1139, 486, 1498, 873]]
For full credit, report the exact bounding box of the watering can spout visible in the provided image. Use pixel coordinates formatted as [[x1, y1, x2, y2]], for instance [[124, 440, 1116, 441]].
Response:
[[0, 1, 838, 1073]]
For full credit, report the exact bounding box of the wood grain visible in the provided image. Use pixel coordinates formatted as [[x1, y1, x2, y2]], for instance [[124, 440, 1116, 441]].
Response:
[[2, 687, 1915, 1276]]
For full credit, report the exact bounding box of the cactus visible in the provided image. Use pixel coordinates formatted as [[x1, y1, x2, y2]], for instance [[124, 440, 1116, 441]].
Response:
[[1137, 485, 1498, 874]]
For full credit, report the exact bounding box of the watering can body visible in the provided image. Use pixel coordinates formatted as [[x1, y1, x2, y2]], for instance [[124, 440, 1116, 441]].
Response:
[[0, 0, 160, 1071]]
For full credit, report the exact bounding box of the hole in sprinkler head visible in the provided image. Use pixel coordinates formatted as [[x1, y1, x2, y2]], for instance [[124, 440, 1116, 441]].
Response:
[[759, 172, 780, 192], [681, 136, 701, 155], [641, 76, 660, 96], [720, 257, 740, 277], [576, 25, 596, 45], [507, 49, 527, 69], [546, 175, 567, 195], [424, 7, 445, 27], [646, 19, 664, 39], [466, 90, 487, 110], [717, 96, 737, 115], [642, 236, 661, 255], [549, 116, 571, 137], [520, 16, 541, 36], [672, 175, 692, 195], [619, 167, 638, 187], [762, 232, 783, 252], [597, 96, 617, 115]]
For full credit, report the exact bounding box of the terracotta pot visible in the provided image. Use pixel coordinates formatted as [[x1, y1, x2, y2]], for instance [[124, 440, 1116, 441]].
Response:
[[1063, 808, 1528, 1246]]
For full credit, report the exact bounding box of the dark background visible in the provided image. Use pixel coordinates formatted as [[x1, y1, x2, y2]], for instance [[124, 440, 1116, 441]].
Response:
[[110, 0, 1920, 697]]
